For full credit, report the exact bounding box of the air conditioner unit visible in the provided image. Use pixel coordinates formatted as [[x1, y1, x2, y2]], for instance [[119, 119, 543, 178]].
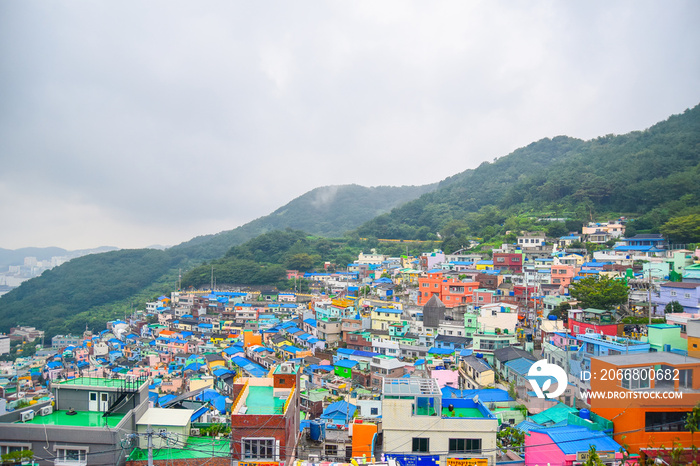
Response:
[[190, 428, 201, 436], [40, 406, 53, 416], [308, 454, 320, 462], [279, 364, 291, 373], [20, 410, 35, 422]]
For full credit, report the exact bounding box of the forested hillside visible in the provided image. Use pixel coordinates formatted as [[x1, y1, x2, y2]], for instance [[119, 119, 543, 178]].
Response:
[[0, 184, 435, 336], [180, 230, 438, 289], [357, 104, 700, 251]]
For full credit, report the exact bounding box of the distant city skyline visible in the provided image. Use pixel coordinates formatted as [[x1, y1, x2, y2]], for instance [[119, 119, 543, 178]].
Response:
[[1, 1, 699, 250]]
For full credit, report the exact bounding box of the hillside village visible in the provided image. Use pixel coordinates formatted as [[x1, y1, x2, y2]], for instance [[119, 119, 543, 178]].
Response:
[[0, 223, 699, 466]]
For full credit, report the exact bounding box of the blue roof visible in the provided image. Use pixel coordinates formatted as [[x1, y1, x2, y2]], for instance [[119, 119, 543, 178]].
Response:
[[230, 356, 267, 378], [336, 348, 354, 355], [504, 357, 535, 376], [185, 362, 205, 372], [532, 426, 621, 455], [335, 359, 359, 368], [353, 350, 379, 358], [223, 346, 242, 356], [321, 401, 357, 422], [282, 345, 302, 354], [213, 368, 235, 377], [191, 406, 209, 422], [308, 338, 320, 344], [428, 347, 454, 355], [374, 307, 402, 314], [582, 261, 610, 267], [158, 394, 176, 405]]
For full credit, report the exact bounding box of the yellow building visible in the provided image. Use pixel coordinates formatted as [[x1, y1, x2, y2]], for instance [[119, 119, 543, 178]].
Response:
[[371, 307, 404, 331]]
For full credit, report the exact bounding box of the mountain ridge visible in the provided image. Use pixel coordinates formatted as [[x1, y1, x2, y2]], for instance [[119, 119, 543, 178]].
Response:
[[1, 104, 698, 337]]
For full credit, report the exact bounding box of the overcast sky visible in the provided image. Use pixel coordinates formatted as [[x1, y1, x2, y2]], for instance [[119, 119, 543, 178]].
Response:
[[1, 1, 699, 251]]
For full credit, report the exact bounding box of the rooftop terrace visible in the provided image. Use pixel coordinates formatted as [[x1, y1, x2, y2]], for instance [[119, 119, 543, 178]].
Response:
[[19, 410, 125, 428], [244, 386, 287, 415], [53, 376, 147, 390]]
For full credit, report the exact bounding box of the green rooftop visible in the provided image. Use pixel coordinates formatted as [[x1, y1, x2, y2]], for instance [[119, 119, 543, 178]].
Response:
[[20, 410, 125, 428], [127, 436, 229, 461], [245, 386, 286, 415], [441, 407, 485, 418]]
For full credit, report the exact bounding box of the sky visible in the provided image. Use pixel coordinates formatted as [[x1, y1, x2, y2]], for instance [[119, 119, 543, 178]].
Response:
[[1, 1, 699, 251]]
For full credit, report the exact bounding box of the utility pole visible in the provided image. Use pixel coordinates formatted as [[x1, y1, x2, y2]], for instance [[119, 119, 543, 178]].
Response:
[[147, 425, 154, 466], [648, 269, 653, 326]]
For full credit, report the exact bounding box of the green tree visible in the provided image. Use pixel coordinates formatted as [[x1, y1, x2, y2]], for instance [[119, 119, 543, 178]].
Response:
[[546, 222, 568, 238], [569, 276, 629, 310], [660, 214, 700, 243], [665, 301, 684, 314], [549, 302, 571, 319], [497, 426, 525, 452], [686, 402, 700, 456], [581, 445, 606, 466], [285, 253, 316, 272]]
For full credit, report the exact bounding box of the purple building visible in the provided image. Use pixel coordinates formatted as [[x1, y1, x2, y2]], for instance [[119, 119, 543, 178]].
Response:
[[654, 282, 700, 315]]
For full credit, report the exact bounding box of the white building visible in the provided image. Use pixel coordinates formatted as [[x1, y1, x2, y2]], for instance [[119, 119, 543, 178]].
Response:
[[477, 303, 519, 334], [382, 378, 498, 465], [0, 336, 9, 356]]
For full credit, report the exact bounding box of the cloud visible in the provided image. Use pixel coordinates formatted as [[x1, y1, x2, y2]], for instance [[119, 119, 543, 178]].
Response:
[[0, 1, 698, 250]]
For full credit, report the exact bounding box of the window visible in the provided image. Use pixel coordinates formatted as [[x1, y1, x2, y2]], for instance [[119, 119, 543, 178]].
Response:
[[685, 293, 691, 299], [449, 438, 482, 453], [670, 291, 677, 297], [645, 411, 691, 432], [55, 447, 88, 465], [412, 438, 429, 452], [0, 444, 30, 456], [679, 369, 693, 389], [370, 407, 379, 415], [621, 368, 651, 390], [325, 444, 338, 457], [496, 257, 505, 263], [242, 438, 276, 460]]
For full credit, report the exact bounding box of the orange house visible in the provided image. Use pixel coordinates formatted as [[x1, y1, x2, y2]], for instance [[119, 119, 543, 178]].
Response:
[[688, 319, 700, 359], [417, 271, 479, 308], [242, 330, 262, 348], [589, 353, 700, 455]]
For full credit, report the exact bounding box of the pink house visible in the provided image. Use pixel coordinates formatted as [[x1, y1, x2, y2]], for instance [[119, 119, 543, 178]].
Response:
[[525, 426, 626, 466], [167, 339, 190, 355], [159, 377, 184, 393], [551, 264, 578, 292], [74, 348, 89, 364], [430, 369, 459, 389]]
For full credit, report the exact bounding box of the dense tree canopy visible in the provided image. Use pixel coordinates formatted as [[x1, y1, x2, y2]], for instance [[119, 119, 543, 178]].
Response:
[[569, 276, 629, 310]]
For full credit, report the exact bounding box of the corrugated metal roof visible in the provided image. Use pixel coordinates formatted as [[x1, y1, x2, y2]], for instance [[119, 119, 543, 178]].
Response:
[[532, 425, 621, 455]]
